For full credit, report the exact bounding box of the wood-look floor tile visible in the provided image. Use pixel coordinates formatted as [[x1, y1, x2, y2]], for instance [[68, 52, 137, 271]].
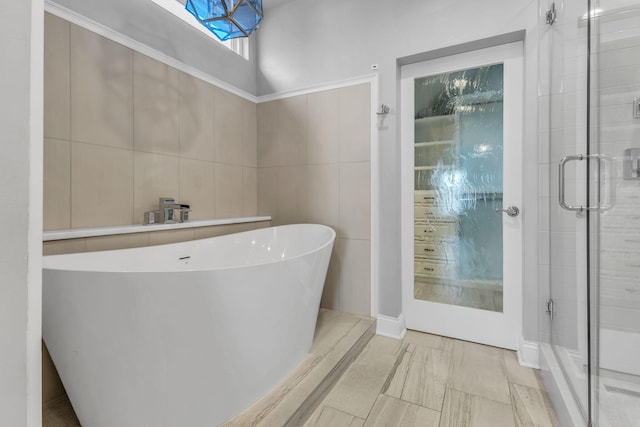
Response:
[[503, 350, 544, 389], [469, 393, 516, 427], [440, 388, 516, 427], [326, 319, 376, 362], [321, 336, 403, 419], [363, 394, 440, 427], [384, 346, 411, 398], [224, 354, 321, 426], [447, 339, 511, 404], [403, 330, 444, 350], [439, 388, 472, 427], [304, 405, 365, 427], [42, 396, 81, 427], [256, 357, 335, 427], [510, 383, 560, 427], [385, 344, 449, 411], [310, 311, 361, 357]]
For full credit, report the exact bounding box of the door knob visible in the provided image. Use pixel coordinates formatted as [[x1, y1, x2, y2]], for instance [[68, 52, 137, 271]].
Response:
[[496, 206, 520, 217]]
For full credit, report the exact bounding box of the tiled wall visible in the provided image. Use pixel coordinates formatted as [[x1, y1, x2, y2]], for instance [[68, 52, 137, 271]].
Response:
[[595, 18, 640, 334], [43, 13, 257, 231], [257, 84, 372, 316]]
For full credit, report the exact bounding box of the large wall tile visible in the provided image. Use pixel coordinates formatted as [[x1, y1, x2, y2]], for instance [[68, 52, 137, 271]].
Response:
[[179, 158, 215, 220], [307, 89, 340, 164], [85, 233, 149, 252], [214, 88, 243, 165], [257, 101, 279, 167], [307, 163, 339, 232], [179, 71, 215, 161], [340, 162, 371, 240], [44, 14, 70, 140], [340, 84, 371, 162], [278, 95, 308, 166], [215, 163, 243, 218], [133, 53, 180, 155], [42, 239, 85, 256], [148, 229, 196, 246], [257, 167, 279, 223], [242, 99, 258, 167], [256, 83, 372, 316], [70, 25, 133, 149], [243, 167, 258, 216], [278, 165, 308, 225], [133, 151, 180, 223], [338, 238, 371, 316], [321, 247, 341, 310], [44, 138, 70, 231], [71, 142, 134, 228]]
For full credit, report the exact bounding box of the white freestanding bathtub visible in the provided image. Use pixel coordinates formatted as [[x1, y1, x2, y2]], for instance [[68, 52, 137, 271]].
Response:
[[43, 224, 335, 427]]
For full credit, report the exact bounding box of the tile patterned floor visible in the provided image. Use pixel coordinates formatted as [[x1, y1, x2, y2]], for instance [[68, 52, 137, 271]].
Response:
[[43, 313, 559, 427], [305, 331, 560, 427]]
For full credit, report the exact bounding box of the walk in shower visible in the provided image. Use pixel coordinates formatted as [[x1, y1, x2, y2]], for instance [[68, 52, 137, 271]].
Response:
[[539, 0, 640, 425]]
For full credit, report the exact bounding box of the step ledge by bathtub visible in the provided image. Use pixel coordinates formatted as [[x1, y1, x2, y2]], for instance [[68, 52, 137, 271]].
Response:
[[43, 216, 272, 241]]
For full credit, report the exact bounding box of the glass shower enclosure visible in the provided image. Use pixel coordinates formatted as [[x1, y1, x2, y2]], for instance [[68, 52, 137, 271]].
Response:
[[540, 0, 640, 425]]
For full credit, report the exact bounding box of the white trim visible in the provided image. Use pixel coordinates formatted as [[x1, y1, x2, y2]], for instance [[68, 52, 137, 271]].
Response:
[[29, 0, 45, 425], [517, 337, 540, 369], [43, 216, 272, 241], [369, 75, 380, 318], [257, 74, 380, 103], [44, 0, 257, 103], [376, 314, 407, 340]]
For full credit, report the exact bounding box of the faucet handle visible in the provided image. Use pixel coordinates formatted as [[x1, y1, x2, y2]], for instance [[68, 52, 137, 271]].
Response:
[[159, 197, 175, 207]]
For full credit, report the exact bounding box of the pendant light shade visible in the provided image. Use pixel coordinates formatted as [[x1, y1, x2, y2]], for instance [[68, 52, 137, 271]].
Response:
[[185, 0, 263, 41]]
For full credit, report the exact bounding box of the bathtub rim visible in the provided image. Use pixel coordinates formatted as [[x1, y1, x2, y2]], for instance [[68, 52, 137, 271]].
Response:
[[42, 223, 336, 274]]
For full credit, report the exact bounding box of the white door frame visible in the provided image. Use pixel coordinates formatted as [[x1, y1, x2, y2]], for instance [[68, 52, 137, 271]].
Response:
[[400, 42, 524, 350]]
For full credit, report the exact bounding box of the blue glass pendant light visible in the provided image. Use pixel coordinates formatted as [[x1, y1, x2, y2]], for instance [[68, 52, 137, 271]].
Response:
[[185, 0, 263, 41]]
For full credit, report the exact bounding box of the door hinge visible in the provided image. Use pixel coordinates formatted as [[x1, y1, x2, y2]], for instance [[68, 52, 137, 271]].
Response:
[[546, 3, 558, 25], [546, 299, 555, 320]]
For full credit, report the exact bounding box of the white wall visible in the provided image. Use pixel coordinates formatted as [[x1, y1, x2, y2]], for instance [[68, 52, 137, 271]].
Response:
[[51, 0, 258, 95], [257, 0, 541, 341], [0, 0, 43, 425]]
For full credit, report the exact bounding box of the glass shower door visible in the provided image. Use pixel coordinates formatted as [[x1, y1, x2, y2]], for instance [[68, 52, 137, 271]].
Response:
[[543, 0, 640, 425]]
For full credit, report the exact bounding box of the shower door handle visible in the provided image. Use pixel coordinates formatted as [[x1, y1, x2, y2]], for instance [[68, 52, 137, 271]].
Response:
[[558, 154, 615, 212]]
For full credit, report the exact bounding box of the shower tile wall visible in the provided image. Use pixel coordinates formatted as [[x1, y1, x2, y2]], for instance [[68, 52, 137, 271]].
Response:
[[43, 13, 257, 231], [257, 84, 372, 316], [595, 15, 640, 334]]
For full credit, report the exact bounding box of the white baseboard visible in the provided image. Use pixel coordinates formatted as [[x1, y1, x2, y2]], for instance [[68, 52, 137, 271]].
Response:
[[376, 313, 407, 340], [517, 336, 540, 369]]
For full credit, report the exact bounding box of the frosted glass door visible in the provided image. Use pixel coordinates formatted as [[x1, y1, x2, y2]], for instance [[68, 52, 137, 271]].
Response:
[[413, 65, 504, 312], [401, 42, 523, 350]]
